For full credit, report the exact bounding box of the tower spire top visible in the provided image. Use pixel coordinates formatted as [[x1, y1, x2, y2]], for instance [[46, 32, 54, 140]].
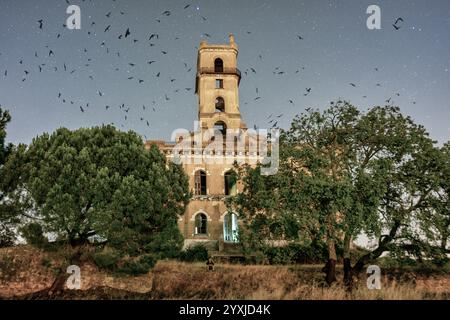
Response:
[[229, 33, 235, 44]]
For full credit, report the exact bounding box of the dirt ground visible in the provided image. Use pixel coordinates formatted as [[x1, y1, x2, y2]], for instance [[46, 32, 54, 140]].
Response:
[[0, 245, 449, 300]]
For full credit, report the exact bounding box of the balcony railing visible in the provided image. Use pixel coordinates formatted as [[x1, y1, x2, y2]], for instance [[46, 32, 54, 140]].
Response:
[[198, 67, 242, 79]]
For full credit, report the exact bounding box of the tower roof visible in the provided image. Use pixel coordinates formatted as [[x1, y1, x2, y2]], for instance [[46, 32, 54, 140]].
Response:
[[198, 34, 238, 52]]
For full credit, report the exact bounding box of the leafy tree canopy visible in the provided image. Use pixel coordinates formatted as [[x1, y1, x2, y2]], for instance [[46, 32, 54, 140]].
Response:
[[1, 125, 190, 258]]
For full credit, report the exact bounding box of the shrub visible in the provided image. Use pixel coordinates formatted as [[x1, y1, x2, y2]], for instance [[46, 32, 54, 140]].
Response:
[[261, 242, 330, 265], [143, 222, 183, 259], [179, 244, 209, 262], [92, 249, 121, 270], [19, 223, 48, 248], [118, 254, 156, 275], [0, 228, 15, 248], [0, 256, 18, 281], [41, 257, 52, 269]]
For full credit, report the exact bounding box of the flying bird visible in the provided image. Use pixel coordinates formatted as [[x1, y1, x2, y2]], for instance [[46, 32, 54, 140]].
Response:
[[394, 17, 404, 25], [104, 25, 111, 32], [393, 18, 404, 30], [125, 28, 131, 38], [37, 19, 43, 29]]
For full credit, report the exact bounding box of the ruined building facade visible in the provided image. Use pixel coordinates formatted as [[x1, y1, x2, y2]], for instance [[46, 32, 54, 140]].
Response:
[[146, 35, 266, 251]]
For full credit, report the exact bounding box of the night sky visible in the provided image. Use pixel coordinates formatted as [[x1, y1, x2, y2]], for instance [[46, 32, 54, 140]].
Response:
[[1, 0, 449, 146]]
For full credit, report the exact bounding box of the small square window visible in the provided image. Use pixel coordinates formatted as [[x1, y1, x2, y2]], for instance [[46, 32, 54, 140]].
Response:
[[216, 79, 223, 89]]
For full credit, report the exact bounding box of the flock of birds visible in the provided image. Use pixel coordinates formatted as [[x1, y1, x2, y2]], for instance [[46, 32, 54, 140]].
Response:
[[1, 3, 415, 136]]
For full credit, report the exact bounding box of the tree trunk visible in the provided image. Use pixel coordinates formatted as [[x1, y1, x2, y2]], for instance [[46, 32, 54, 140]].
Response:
[[322, 239, 337, 285], [343, 233, 352, 289]]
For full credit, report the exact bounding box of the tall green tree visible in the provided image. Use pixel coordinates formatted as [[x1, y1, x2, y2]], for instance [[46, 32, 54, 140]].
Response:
[[0, 107, 17, 247], [2, 125, 190, 257], [230, 102, 445, 286]]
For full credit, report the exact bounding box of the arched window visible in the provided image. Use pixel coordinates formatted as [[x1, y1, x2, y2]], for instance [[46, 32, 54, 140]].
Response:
[[195, 213, 207, 235], [224, 170, 237, 196], [214, 58, 223, 73], [215, 97, 225, 113], [194, 170, 207, 195], [223, 212, 239, 243], [214, 121, 227, 136]]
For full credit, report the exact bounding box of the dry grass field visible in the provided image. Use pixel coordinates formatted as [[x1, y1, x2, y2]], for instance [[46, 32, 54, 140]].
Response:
[[0, 245, 449, 300]]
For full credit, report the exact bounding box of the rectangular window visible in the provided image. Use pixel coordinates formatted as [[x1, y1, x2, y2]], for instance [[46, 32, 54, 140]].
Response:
[[216, 79, 223, 89]]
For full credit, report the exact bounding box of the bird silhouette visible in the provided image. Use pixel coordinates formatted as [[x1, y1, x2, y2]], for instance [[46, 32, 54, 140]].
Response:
[[392, 17, 404, 30], [37, 20, 43, 29], [394, 17, 404, 25]]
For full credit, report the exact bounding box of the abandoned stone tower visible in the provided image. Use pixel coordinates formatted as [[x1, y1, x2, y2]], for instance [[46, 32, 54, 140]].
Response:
[[146, 35, 264, 251]]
